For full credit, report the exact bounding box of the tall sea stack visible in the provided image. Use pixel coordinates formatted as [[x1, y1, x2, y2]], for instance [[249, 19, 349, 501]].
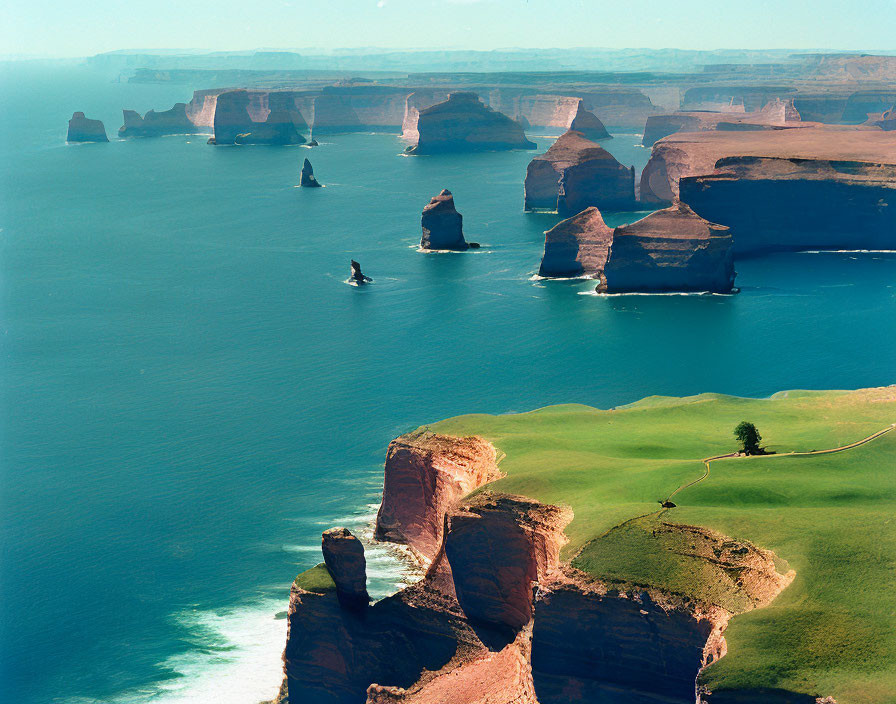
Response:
[[421, 190, 468, 250], [67, 112, 109, 143], [300, 159, 322, 187]]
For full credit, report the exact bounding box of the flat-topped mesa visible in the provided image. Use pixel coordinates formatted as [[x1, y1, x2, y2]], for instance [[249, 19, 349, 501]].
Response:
[[420, 189, 470, 251], [374, 430, 500, 561], [401, 90, 450, 141], [640, 125, 896, 204], [321, 527, 370, 610], [680, 155, 896, 254], [67, 112, 108, 143], [538, 207, 614, 278], [118, 103, 200, 138], [568, 101, 611, 140], [642, 98, 803, 147], [524, 130, 636, 216], [598, 202, 736, 294], [406, 92, 536, 155], [300, 158, 321, 187]]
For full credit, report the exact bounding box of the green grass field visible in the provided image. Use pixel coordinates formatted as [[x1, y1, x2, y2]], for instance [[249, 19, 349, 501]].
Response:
[[428, 387, 896, 703]]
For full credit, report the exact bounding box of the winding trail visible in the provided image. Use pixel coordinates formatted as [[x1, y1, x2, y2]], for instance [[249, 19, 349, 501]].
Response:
[[664, 423, 896, 504]]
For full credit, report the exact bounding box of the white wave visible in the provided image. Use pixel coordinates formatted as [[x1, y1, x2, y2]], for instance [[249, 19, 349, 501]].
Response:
[[529, 273, 595, 282], [579, 289, 736, 297], [798, 249, 896, 254], [93, 599, 287, 704]]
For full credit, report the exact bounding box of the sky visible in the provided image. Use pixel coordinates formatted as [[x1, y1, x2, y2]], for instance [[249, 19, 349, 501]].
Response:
[[3, 0, 896, 58]]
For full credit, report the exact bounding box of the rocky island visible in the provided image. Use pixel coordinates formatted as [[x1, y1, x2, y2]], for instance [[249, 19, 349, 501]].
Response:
[[524, 130, 636, 215], [276, 387, 896, 703], [420, 190, 470, 251], [537, 202, 735, 293], [406, 92, 536, 154], [66, 112, 108, 143], [118, 103, 202, 138], [300, 159, 321, 187]]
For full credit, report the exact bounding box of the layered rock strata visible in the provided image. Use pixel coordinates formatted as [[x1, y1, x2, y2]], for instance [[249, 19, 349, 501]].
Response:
[[300, 159, 321, 187], [212, 89, 307, 145], [374, 431, 500, 560], [407, 92, 536, 154], [67, 112, 108, 142], [419, 190, 469, 251], [118, 103, 201, 137], [524, 130, 636, 215], [282, 428, 795, 704], [538, 207, 614, 278], [598, 202, 736, 293]]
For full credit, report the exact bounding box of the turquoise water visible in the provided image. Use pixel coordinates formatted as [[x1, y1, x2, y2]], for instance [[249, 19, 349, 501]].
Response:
[[1, 65, 894, 704]]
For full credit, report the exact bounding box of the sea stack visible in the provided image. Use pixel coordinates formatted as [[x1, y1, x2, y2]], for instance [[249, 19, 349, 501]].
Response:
[[524, 130, 635, 216], [300, 159, 322, 187], [118, 103, 199, 138], [599, 202, 735, 293], [421, 190, 468, 250], [321, 527, 370, 610], [568, 101, 611, 140], [349, 260, 371, 284], [67, 112, 109, 143], [538, 207, 614, 278], [407, 92, 537, 154]]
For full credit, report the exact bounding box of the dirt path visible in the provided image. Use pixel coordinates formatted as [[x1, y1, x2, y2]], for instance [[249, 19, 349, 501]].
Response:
[[665, 423, 896, 503]]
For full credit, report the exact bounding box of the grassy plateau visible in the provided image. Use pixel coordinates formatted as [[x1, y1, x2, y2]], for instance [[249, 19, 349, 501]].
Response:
[[428, 387, 896, 704]]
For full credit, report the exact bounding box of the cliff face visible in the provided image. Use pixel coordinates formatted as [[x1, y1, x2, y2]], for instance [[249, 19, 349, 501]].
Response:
[[599, 202, 736, 294], [118, 103, 201, 137], [538, 207, 614, 278], [212, 90, 307, 145], [680, 156, 896, 255], [311, 86, 410, 134], [639, 126, 896, 204], [407, 92, 536, 154], [524, 130, 635, 215], [420, 190, 469, 251], [67, 112, 108, 143], [374, 431, 500, 561], [401, 91, 450, 141]]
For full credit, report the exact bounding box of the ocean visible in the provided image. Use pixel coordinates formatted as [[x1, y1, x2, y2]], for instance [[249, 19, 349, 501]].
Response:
[[1, 64, 894, 704]]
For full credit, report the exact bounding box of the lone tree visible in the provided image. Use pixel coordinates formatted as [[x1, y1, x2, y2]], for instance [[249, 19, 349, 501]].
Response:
[[734, 421, 762, 455]]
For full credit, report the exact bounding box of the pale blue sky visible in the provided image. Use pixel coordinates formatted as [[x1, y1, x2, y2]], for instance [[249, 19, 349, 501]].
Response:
[[3, 0, 896, 58]]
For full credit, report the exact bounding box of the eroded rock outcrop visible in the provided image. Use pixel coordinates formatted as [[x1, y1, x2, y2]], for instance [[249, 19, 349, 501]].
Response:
[[407, 92, 536, 154], [118, 103, 200, 137], [350, 260, 371, 284], [401, 91, 450, 141], [598, 202, 736, 293], [568, 101, 611, 140], [212, 89, 307, 145], [420, 190, 469, 251], [524, 131, 635, 216], [67, 112, 108, 143], [300, 158, 321, 187], [538, 207, 614, 278], [374, 431, 499, 561], [322, 527, 370, 609]]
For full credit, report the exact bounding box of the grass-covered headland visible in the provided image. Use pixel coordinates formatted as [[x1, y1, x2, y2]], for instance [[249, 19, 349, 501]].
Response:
[[429, 387, 895, 704]]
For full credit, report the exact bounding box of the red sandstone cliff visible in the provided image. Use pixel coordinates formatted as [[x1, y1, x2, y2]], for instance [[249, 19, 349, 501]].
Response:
[[538, 207, 614, 278], [524, 130, 635, 215], [374, 431, 500, 561]]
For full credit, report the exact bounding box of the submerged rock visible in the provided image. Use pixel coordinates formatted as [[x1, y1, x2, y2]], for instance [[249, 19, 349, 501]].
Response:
[[420, 189, 468, 251], [524, 130, 635, 216], [321, 527, 370, 610], [300, 158, 321, 187], [599, 202, 736, 293], [538, 207, 614, 278], [407, 92, 536, 154], [67, 112, 108, 143], [349, 260, 371, 284]]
